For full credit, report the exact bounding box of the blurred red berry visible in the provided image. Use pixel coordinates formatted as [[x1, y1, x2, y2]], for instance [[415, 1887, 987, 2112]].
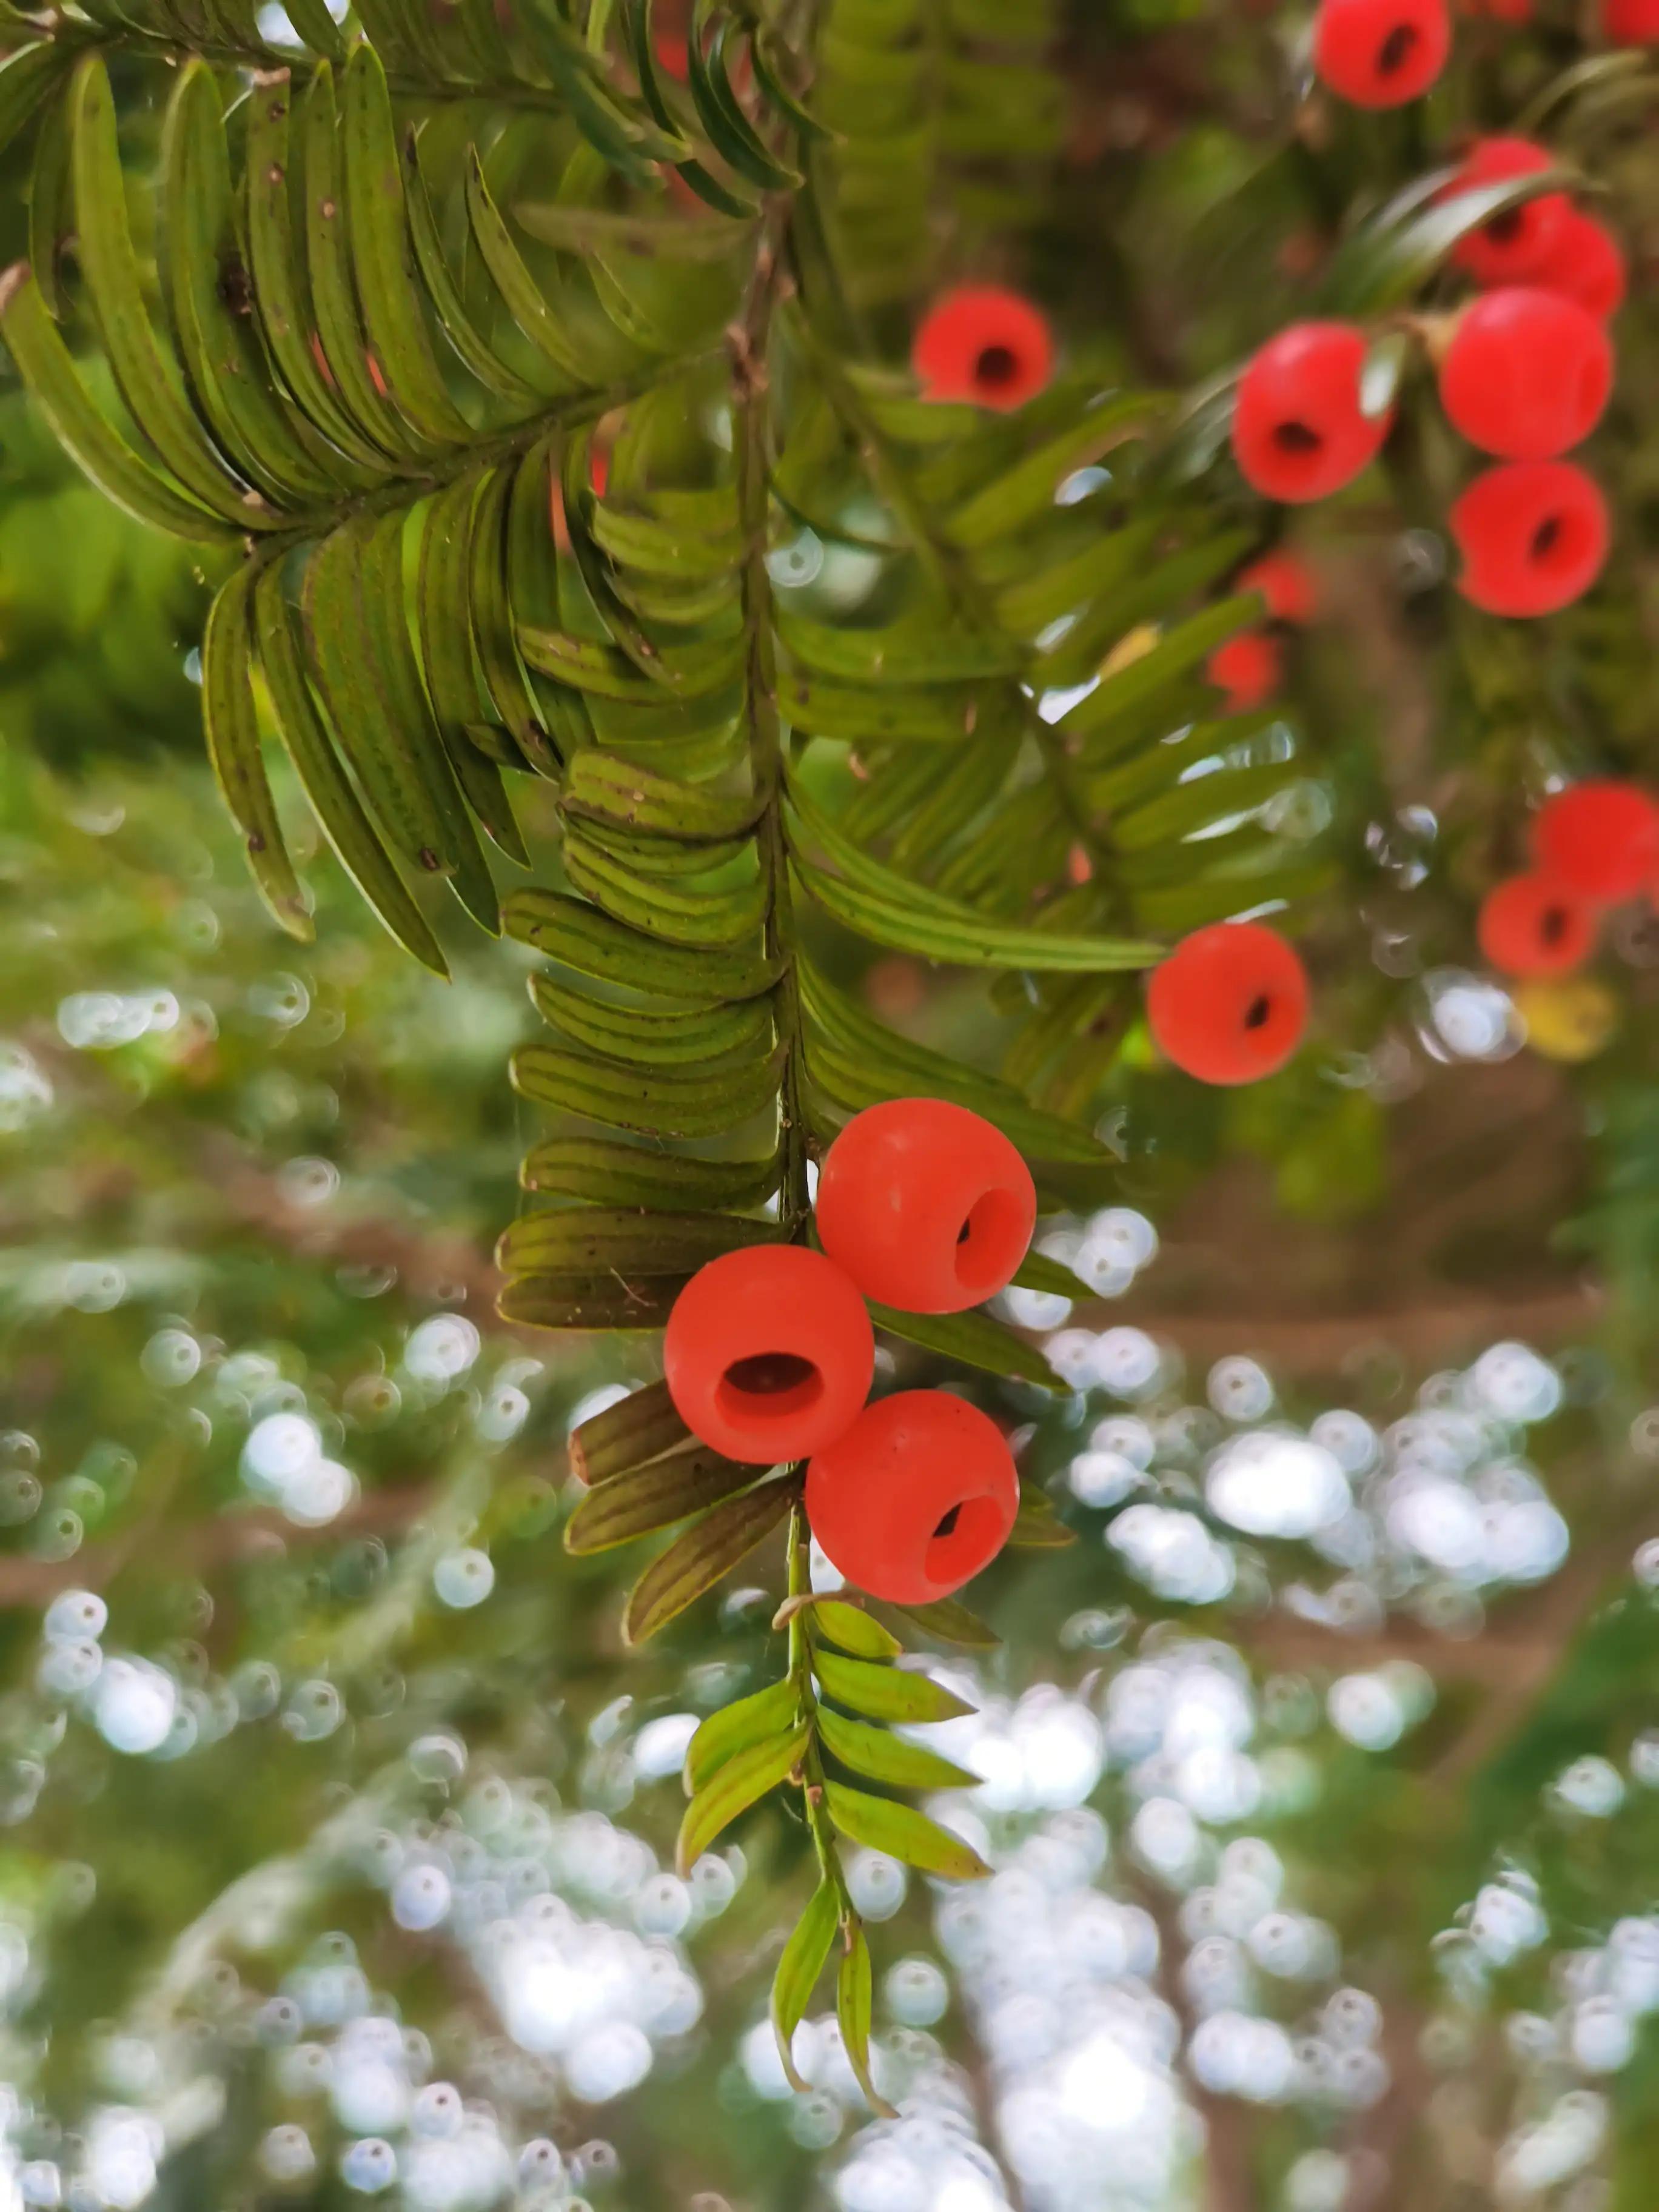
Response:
[[653, 0, 689, 75], [913, 287, 1054, 411], [1238, 549, 1319, 624], [1531, 209, 1627, 321], [1207, 629, 1283, 712], [1450, 460, 1609, 615], [1602, 0, 1659, 38], [805, 1392, 1019, 1604], [1232, 323, 1391, 503], [1533, 782, 1659, 901], [1147, 922, 1311, 1085], [1478, 874, 1598, 975], [816, 1098, 1036, 1315], [664, 1245, 873, 1465], [1438, 289, 1612, 460], [1313, 0, 1450, 105], [1443, 138, 1571, 285]]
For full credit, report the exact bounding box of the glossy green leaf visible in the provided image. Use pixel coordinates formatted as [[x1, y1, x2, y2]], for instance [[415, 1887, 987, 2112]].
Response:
[[824, 1783, 991, 1880], [341, 45, 472, 446], [684, 1677, 802, 1794], [565, 1442, 762, 1553], [69, 55, 260, 528], [521, 1136, 779, 1212], [837, 1920, 889, 2113], [812, 1648, 974, 1725], [816, 1706, 979, 1791], [868, 1302, 1064, 1391], [891, 1597, 1000, 1650], [569, 1378, 689, 1484], [510, 1038, 783, 1138], [504, 887, 782, 1003], [771, 1880, 839, 2090], [497, 1271, 687, 1331], [806, 1600, 902, 1661], [623, 1473, 799, 1642], [560, 748, 760, 840], [202, 560, 312, 939], [498, 1206, 774, 1279], [674, 1718, 808, 1874], [251, 563, 448, 975], [0, 263, 227, 540], [529, 967, 774, 1069]]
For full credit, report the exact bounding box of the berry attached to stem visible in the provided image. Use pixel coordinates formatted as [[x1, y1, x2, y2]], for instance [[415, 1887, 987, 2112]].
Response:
[[1232, 323, 1392, 503]]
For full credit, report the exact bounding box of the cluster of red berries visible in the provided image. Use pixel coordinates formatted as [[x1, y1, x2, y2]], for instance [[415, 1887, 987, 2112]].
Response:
[[663, 1100, 1037, 1604], [1233, 136, 1622, 618], [1207, 548, 1320, 714], [1478, 780, 1659, 977], [1313, 0, 1659, 109]]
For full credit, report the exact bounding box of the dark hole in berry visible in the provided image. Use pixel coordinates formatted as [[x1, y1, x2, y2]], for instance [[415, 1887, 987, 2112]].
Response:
[[1541, 904, 1568, 946], [934, 1504, 963, 1540], [1531, 513, 1563, 561], [974, 344, 1019, 390], [1377, 21, 1418, 70], [725, 1351, 817, 1397], [1272, 420, 1322, 454], [957, 1218, 974, 1244], [1244, 993, 1272, 1031], [1486, 210, 1523, 246]]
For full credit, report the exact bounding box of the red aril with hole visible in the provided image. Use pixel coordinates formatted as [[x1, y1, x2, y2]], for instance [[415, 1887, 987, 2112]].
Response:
[[663, 1245, 874, 1465], [1441, 138, 1570, 286], [1207, 630, 1282, 713], [816, 1097, 1036, 1315], [1232, 323, 1391, 503], [1450, 460, 1609, 616], [1438, 289, 1612, 460], [805, 1391, 1020, 1604], [1477, 874, 1598, 976], [1530, 209, 1626, 321], [1532, 782, 1659, 902], [912, 287, 1054, 412], [1312, 0, 1450, 104], [1147, 922, 1310, 1085], [1238, 549, 1319, 624]]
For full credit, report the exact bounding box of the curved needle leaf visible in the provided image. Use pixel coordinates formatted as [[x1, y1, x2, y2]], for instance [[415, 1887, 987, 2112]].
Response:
[[771, 1881, 839, 2091], [812, 1648, 975, 1726], [674, 1719, 809, 1875], [824, 1783, 991, 1881], [623, 1475, 799, 1643], [683, 1678, 802, 1795]]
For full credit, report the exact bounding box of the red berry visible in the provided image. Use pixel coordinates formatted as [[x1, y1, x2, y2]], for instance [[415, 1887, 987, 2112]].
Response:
[[1533, 782, 1659, 902], [1530, 209, 1626, 321], [1450, 460, 1609, 616], [1232, 323, 1392, 503], [1477, 874, 1598, 976], [913, 287, 1053, 412], [1438, 289, 1612, 460], [805, 1392, 1019, 1604], [1207, 630, 1282, 712], [1602, 0, 1659, 38], [1147, 922, 1310, 1085], [816, 1098, 1036, 1315], [1238, 549, 1319, 624], [1312, 0, 1450, 105], [1442, 138, 1571, 286], [664, 1245, 873, 1465]]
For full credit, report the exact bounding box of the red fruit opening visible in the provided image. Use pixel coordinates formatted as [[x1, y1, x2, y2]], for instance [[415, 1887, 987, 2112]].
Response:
[[1232, 323, 1390, 503], [1378, 20, 1419, 67], [1313, 0, 1450, 106], [955, 1186, 1032, 1298], [665, 1245, 874, 1464], [718, 1352, 823, 1426], [1478, 873, 1598, 975], [1442, 139, 1570, 284], [1451, 461, 1610, 617], [805, 1392, 1020, 1604], [1147, 920, 1311, 1085], [975, 344, 1019, 390], [913, 287, 1054, 412], [926, 1493, 1008, 1587]]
